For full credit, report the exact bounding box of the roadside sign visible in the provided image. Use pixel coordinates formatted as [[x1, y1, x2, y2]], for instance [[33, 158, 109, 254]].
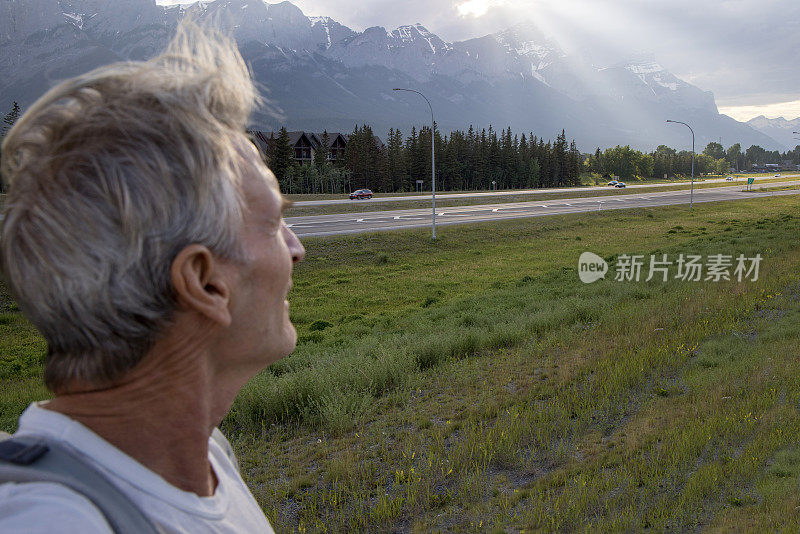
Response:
[[747, 178, 755, 185]]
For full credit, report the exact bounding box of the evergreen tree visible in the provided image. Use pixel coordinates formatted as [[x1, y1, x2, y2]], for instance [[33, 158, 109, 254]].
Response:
[[313, 130, 330, 167], [589, 148, 602, 174], [554, 130, 568, 186], [567, 140, 582, 186], [517, 133, 531, 187], [2, 102, 21, 136], [405, 127, 422, 191], [418, 126, 433, 191], [0, 102, 22, 192], [477, 129, 489, 189], [528, 158, 541, 187], [344, 124, 388, 191], [435, 129, 460, 191], [271, 127, 296, 189], [487, 126, 501, 188], [500, 127, 515, 188], [466, 125, 477, 189], [262, 132, 276, 167], [387, 128, 405, 191]]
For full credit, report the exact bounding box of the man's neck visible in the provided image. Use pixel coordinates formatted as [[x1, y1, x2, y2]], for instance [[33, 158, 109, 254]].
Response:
[[43, 326, 242, 497]]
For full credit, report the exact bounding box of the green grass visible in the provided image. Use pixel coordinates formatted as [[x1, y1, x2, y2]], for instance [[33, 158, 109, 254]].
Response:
[[0, 281, 49, 431], [3, 195, 800, 532], [286, 176, 800, 217], [242, 196, 800, 532], [750, 184, 800, 193]]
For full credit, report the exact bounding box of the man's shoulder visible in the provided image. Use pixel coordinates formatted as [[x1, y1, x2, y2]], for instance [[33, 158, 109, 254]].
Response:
[[0, 481, 112, 533]]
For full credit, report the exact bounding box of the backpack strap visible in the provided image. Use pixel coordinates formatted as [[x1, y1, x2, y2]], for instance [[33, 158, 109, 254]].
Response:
[[0, 436, 158, 534]]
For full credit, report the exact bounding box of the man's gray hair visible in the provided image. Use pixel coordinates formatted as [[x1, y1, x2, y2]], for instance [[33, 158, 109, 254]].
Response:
[[0, 21, 258, 392]]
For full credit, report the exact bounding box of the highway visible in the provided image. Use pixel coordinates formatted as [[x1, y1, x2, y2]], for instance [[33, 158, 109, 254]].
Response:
[[286, 181, 800, 237], [292, 174, 800, 207]]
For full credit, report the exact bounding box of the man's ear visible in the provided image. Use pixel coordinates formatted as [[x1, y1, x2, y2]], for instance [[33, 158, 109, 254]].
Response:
[[170, 244, 233, 327]]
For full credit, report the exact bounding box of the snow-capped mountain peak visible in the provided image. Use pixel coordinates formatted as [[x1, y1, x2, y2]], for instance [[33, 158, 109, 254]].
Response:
[[625, 60, 664, 76], [618, 57, 683, 92], [494, 23, 561, 57], [62, 11, 88, 30], [746, 116, 800, 150], [390, 23, 452, 54], [747, 115, 800, 129], [309, 16, 330, 26]]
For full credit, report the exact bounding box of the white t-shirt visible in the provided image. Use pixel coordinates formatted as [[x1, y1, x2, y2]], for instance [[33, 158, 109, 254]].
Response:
[[0, 403, 275, 533]]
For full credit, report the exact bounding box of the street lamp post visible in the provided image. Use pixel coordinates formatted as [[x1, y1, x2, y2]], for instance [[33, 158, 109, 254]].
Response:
[[667, 119, 695, 210], [393, 88, 436, 239]]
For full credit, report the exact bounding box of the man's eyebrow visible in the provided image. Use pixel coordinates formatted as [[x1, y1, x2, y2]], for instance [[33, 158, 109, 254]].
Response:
[[281, 197, 294, 212]]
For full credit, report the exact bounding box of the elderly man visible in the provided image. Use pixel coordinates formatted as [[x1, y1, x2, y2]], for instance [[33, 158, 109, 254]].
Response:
[[0, 21, 304, 533]]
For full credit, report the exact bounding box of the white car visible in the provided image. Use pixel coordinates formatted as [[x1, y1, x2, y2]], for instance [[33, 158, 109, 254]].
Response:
[[774, 173, 781, 177], [607, 180, 618, 186], [725, 176, 734, 181], [615, 182, 626, 188]]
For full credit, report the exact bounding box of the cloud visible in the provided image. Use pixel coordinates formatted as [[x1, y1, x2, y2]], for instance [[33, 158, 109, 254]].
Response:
[[446, 0, 800, 113], [719, 99, 800, 122], [456, 0, 508, 18]]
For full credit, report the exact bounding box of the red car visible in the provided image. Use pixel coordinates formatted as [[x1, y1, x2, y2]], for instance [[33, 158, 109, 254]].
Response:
[[349, 189, 373, 199]]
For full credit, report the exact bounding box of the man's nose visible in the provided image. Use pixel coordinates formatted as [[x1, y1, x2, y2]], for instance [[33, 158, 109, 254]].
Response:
[[283, 224, 305, 264]]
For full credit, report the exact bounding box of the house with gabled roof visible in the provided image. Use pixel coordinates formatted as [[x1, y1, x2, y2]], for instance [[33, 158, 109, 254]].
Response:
[[249, 128, 386, 168], [248, 131, 315, 164], [249, 130, 358, 165], [317, 132, 348, 162]]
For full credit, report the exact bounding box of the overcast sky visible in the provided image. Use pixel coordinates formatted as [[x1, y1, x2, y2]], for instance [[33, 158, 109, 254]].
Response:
[[159, 0, 800, 121]]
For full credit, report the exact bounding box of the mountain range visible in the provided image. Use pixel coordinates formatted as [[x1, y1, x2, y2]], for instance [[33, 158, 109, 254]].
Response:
[[0, 0, 789, 152], [746, 116, 800, 151]]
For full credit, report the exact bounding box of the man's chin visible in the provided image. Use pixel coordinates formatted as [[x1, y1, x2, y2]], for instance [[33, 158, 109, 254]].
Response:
[[282, 324, 298, 355]]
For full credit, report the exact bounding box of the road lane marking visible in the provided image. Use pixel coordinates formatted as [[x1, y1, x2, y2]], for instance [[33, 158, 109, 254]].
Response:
[[284, 223, 318, 228]]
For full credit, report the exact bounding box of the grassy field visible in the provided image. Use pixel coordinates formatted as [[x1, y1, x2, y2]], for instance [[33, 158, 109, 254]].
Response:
[[286, 176, 800, 217], [2, 195, 800, 532], [752, 184, 800, 193]]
